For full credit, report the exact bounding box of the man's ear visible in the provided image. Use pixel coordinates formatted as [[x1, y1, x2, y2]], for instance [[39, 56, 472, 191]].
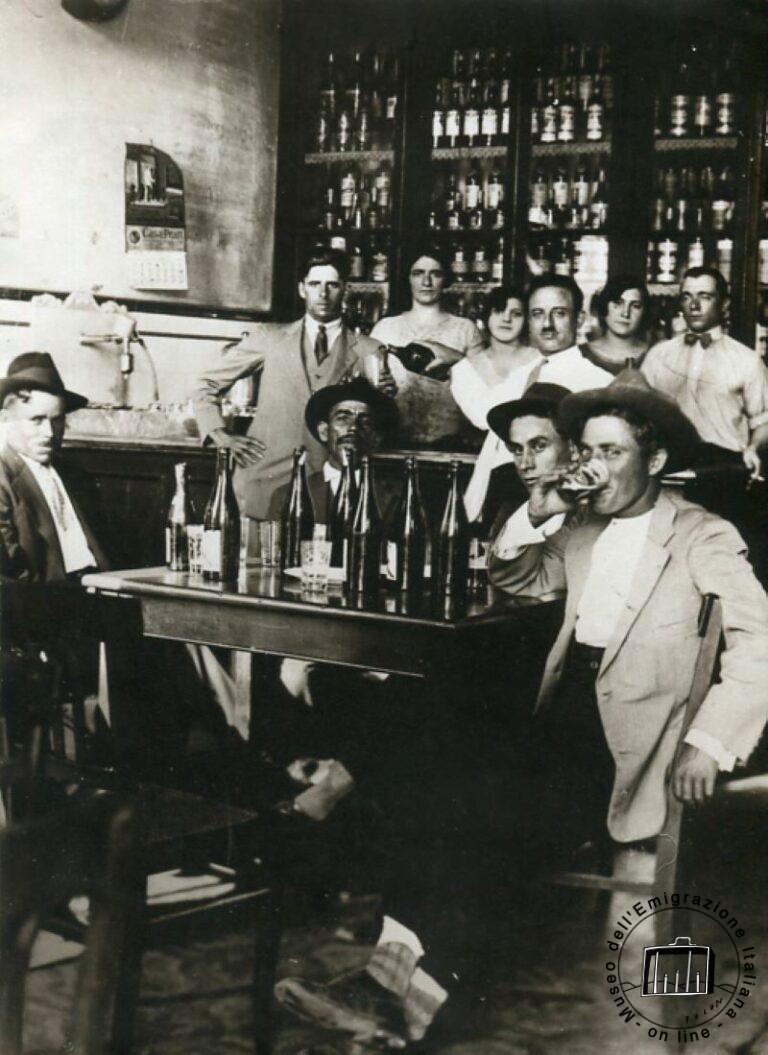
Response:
[[576, 310, 586, 335], [648, 447, 669, 477], [317, 421, 329, 444], [298, 280, 306, 303]]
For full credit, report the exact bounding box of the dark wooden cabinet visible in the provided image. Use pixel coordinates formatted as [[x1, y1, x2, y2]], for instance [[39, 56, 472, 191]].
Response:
[[276, 0, 768, 345]]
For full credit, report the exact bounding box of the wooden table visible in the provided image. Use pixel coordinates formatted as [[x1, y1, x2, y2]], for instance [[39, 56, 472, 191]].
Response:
[[82, 565, 558, 678]]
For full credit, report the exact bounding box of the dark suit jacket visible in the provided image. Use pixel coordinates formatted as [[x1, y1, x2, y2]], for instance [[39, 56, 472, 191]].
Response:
[[0, 444, 108, 583]]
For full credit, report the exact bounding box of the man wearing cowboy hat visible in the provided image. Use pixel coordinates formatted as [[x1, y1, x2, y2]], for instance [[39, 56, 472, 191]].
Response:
[[0, 352, 106, 581], [493, 368, 768, 840]]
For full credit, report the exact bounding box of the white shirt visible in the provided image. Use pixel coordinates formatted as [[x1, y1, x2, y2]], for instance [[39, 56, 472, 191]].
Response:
[[323, 460, 360, 495], [495, 501, 734, 770], [19, 453, 96, 574], [527, 344, 613, 390], [304, 315, 343, 352], [575, 510, 655, 647]]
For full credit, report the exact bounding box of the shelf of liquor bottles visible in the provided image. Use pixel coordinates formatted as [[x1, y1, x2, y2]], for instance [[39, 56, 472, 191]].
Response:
[[531, 140, 611, 157], [654, 137, 738, 153], [431, 146, 508, 161], [305, 149, 395, 165]]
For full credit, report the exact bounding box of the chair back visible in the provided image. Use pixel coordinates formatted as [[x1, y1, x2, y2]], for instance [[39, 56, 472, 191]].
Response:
[[0, 795, 143, 1055]]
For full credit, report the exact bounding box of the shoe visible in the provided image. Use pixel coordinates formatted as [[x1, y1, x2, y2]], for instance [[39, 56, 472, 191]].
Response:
[[274, 968, 408, 1046]]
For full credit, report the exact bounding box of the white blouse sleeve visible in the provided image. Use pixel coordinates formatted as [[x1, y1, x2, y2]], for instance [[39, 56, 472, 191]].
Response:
[[450, 359, 492, 430]]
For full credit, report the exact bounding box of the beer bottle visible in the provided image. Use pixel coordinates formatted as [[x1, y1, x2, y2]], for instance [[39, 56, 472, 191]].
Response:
[[166, 461, 190, 571], [281, 447, 315, 570], [329, 446, 358, 570], [202, 449, 240, 582], [387, 457, 428, 594], [434, 460, 469, 599], [347, 454, 382, 595]]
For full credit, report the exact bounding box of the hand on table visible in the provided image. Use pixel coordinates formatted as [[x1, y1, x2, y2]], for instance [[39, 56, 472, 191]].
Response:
[[210, 428, 266, 467], [671, 744, 719, 804]]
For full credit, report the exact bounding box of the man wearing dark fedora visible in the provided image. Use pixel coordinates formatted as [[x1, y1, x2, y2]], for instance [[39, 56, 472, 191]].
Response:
[[267, 376, 399, 522], [0, 352, 106, 582]]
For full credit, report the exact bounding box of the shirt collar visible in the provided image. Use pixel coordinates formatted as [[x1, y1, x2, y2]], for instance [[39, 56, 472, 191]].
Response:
[[304, 315, 343, 346], [539, 344, 581, 364], [323, 461, 341, 489], [18, 451, 56, 478]]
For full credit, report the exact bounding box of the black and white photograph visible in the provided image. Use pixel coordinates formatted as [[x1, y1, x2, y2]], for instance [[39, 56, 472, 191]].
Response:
[[1, 1, 767, 1052]]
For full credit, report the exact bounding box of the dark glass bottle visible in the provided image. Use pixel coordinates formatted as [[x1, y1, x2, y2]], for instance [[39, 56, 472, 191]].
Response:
[[388, 457, 428, 594], [166, 461, 190, 571], [202, 449, 240, 583], [468, 516, 488, 597], [281, 447, 315, 570], [347, 455, 382, 595], [329, 447, 358, 570], [434, 460, 470, 599]]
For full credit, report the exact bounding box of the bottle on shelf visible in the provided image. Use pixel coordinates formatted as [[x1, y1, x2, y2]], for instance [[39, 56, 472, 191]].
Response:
[[572, 162, 590, 226], [472, 245, 491, 283], [711, 165, 734, 233], [692, 61, 714, 138], [329, 446, 358, 570], [337, 103, 353, 152], [668, 52, 691, 138], [590, 166, 609, 231], [444, 86, 463, 149], [450, 244, 470, 283], [347, 454, 382, 595], [202, 449, 240, 583], [463, 74, 482, 148], [468, 516, 488, 597], [557, 73, 577, 143], [586, 75, 605, 142], [577, 43, 594, 124], [554, 237, 573, 276], [385, 53, 399, 143], [540, 76, 558, 144], [166, 461, 190, 572], [387, 456, 428, 594], [281, 447, 315, 571], [687, 236, 706, 269], [552, 165, 570, 228], [529, 166, 550, 229], [486, 170, 504, 213], [432, 84, 445, 149], [715, 45, 737, 137], [434, 460, 470, 600], [491, 236, 505, 283]]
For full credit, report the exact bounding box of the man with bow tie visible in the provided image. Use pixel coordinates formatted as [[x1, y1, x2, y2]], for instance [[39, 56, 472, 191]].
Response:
[[642, 266, 768, 579]]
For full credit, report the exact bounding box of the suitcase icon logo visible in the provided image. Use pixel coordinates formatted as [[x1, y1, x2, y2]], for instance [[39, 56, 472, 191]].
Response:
[[642, 936, 714, 996]]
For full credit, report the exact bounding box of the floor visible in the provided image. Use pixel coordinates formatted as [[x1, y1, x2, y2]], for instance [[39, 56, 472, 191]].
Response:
[[24, 843, 768, 1055]]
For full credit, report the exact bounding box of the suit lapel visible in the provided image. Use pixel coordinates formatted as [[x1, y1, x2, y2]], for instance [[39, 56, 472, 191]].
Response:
[[5, 447, 66, 576], [599, 492, 677, 677]]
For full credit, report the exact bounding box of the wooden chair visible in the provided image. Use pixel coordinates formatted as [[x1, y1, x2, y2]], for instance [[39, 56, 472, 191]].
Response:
[[0, 795, 144, 1055], [550, 595, 724, 936]]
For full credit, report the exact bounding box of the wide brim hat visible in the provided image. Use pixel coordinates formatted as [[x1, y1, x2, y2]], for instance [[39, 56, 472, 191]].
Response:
[[305, 378, 399, 441], [0, 352, 88, 412], [487, 382, 572, 442], [558, 367, 701, 472]]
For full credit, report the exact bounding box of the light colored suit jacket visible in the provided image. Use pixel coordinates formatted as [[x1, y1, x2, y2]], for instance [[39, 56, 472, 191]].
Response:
[[192, 320, 382, 517], [494, 488, 768, 843]]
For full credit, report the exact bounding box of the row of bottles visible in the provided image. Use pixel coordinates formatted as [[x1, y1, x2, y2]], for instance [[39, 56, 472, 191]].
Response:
[[314, 163, 393, 232], [313, 230, 391, 282], [647, 235, 733, 286], [283, 449, 485, 599], [649, 163, 736, 236], [314, 48, 400, 153], [654, 41, 738, 140], [528, 160, 609, 232], [432, 47, 514, 151], [447, 239, 505, 285], [527, 234, 609, 284], [429, 168, 506, 231], [166, 455, 242, 582], [531, 41, 613, 145]]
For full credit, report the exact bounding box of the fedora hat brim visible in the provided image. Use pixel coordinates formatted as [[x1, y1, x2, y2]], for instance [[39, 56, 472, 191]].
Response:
[[305, 379, 399, 441], [0, 375, 88, 413], [558, 384, 701, 472]]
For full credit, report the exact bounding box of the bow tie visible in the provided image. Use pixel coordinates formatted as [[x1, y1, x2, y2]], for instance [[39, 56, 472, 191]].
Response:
[[684, 332, 713, 349]]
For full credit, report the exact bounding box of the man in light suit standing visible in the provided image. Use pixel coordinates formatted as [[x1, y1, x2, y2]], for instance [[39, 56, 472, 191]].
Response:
[[193, 247, 392, 517]]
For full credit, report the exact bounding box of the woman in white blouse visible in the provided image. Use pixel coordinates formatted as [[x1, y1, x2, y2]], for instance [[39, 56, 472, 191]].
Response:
[[371, 245, 484, 445], [452, 286, 540, 521]]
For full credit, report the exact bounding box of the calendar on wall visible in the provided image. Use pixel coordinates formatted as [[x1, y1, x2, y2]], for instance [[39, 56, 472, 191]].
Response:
[[124, 144, 189, 291]]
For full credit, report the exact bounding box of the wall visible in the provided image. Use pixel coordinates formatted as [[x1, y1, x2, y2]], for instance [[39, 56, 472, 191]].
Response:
[[0, 0, 280, 311]]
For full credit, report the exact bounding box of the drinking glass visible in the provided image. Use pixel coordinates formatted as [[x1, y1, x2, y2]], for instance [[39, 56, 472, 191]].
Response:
[[258, 520, 282, 567], [300, 539, 332, 592], [187, 524, 204, 577]]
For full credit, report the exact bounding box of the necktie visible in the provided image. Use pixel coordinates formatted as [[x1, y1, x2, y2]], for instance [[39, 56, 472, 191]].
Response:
[[48, 470, 69, 529], [314, 324, 329, 366], [684, 332, 712, 349]]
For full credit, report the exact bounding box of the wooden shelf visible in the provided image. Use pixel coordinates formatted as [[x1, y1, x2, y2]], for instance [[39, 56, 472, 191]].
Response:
[[647, 282, 680, 295], [431, 145, 508, 160], [304, 149, 395, 164], [654, 136, 738, 152], [346, 281, 389, 293], [531, 140, 611, 157], [445, 281, 502, 293]]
